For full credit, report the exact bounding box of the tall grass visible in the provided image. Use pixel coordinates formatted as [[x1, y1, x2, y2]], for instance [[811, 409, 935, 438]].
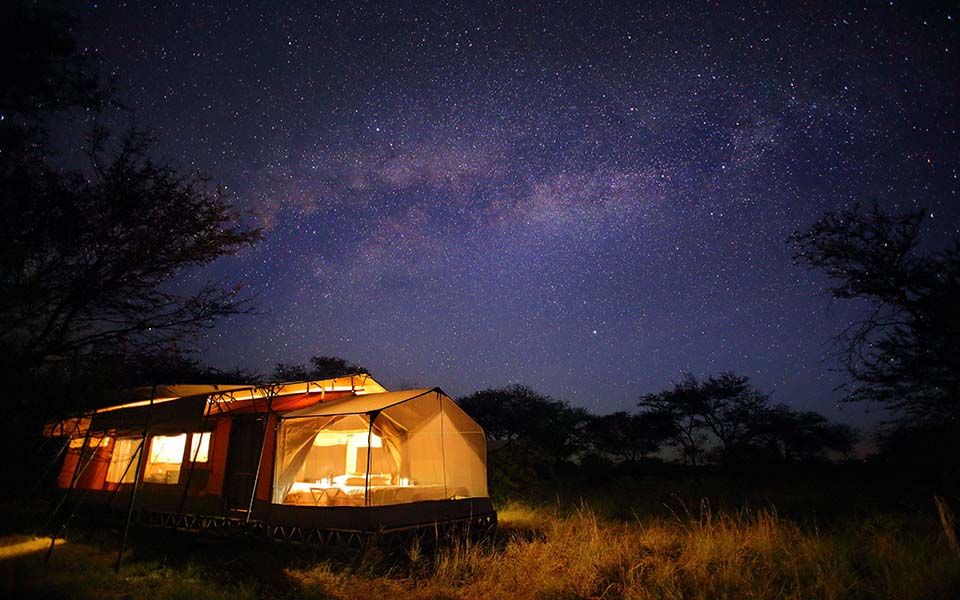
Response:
[[2, 499, 959, 599], [288, 500, 960, 600]]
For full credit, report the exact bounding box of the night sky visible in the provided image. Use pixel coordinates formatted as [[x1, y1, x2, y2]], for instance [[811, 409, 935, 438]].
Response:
[[77, 1, 959, 424]]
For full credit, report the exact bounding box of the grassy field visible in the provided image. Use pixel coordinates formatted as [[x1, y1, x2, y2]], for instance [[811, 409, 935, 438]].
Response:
[[2, 472, 959, 599]]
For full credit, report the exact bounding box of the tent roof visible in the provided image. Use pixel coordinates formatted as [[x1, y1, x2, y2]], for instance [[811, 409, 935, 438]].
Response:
[[44, 374, 390, 437], [280, 388, 443, 419], [95, 374, 388, 413]]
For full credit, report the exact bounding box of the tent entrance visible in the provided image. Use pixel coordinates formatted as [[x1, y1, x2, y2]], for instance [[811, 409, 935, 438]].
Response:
[[223, 415, 264, 512]]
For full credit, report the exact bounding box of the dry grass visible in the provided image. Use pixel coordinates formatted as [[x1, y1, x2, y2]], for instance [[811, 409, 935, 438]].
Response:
[[2, 498, 959, 599], [284, 499, 960, 600]]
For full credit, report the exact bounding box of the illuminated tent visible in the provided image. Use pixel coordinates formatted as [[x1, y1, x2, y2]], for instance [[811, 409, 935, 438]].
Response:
[[44, 377, 495, 538], [274, 388, 487, 507]]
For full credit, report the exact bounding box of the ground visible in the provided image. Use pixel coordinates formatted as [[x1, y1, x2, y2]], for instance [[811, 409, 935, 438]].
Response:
[[2, 468, 959, 599]]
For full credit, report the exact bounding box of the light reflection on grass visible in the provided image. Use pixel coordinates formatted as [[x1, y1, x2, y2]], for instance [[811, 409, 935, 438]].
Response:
[[2, 499, 959, 599]]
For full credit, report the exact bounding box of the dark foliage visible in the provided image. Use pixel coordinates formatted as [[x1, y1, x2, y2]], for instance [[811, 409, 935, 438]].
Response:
[[638, 373, 857, 466], [0, 1, 262, 492], [453, 377, 856, 491], [1, 129, 262, 370], [638, 373, 769, 465], [1, 1, 261, 380], [457, 384, 591, 477], [585, 410, 674, 464], [790, 203, 960, 427], [750, 405, 860, 462], [272, 355, 369, 381], [1, 0, 104, 117]]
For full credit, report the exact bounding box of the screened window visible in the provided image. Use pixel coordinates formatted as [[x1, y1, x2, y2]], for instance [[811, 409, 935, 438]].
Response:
[[106, 438, 141, 484], [189, 432, 211, 463], [144, 434, 186, 484], [273, 389, 488, 507]]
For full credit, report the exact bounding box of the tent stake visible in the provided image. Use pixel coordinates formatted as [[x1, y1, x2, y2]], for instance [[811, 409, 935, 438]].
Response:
[[116, 385, 156, 573]]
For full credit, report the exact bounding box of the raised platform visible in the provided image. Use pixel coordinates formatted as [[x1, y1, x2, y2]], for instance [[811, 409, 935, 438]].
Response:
[[103, 497, 497, 549]]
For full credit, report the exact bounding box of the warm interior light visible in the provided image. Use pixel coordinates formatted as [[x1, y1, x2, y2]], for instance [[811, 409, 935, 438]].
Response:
[[189, 432, 211, 462], [313, 430, 382, 448], [106, 438, 140, 484], [144, 433, 186, 484], [150, 434, 187, 463]]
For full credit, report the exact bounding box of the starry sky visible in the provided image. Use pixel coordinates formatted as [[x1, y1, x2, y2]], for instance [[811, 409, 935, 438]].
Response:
[[76, 1, 959, 424]]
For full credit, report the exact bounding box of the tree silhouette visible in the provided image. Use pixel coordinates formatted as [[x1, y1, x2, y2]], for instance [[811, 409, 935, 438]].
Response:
[[696, 373, 769, 462], [272, 355, 369, 381], [585, 410, 673, 464], [638, 373, 771, 465], [1, 130, 261, 370], [750, 405, 859, 462], [457, 384, 590, 472], [637, 375, 710, 466], [637, 373, 857, 465], [2, 1, 103, 116], [0, 2, 262, 481], [791, 203, 960, 426]]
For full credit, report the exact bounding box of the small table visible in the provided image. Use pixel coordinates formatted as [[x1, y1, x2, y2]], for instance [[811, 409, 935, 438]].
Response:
[[309, 486, 342, 506]]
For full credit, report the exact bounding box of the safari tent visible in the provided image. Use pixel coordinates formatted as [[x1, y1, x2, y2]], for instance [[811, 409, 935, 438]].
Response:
[[44, 376, 495, 543]]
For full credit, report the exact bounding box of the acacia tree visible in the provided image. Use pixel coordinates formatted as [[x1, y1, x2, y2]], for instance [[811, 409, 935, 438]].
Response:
[[272, 355, 369, 381], [637, 375, 710, 466], [750, 405, 859, 462], [790, 203, 960, 426], [697, 373, 769, 461], [1, 1, 103, 115], [1, 131, 261, 370], [0, 2, 262, 435], [586, 410, 674, 464], [457, 384, 591, 472]]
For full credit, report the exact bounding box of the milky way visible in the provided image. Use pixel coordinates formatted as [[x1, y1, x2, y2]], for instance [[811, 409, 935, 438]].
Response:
[[80, 1, 959, 423]]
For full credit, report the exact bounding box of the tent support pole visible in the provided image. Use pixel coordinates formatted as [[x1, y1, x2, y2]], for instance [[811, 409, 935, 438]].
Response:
[[116, 385, 156, 573], [176, 398, 213, 516], [31, 417, 83, 498], [438, 393, 447, 499], [42, 419, 94, 566], [104, 438, 145, 508], [364, 411, 379, 507], [245, 387, 275, 524]]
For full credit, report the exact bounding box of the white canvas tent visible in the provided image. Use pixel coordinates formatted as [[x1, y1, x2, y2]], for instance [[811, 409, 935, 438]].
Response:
[[44, 379, 495, 541], [274, 388, 487, 507]]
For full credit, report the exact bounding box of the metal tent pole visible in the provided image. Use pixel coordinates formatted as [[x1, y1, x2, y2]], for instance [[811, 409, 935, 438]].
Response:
[[176, 396, 213, 516], [364, 412, 377, 507], [115, 385, 156, 573], [245, 386, 275, 524], [438, 392, 447, 499], [30, 417, 83, 498], [104, 437, 145, 508], [40, 416, 93, 537], [42, 426, 95, 570]]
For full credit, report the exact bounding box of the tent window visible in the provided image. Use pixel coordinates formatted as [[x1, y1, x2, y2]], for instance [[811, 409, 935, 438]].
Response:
[[68, 436, 110, 449], [272, 390, 489, 506], [106, 438, 141, 484], [302, 430, 383, 480], [189, 432, 211, 463], [144, 434, 186, 484]]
